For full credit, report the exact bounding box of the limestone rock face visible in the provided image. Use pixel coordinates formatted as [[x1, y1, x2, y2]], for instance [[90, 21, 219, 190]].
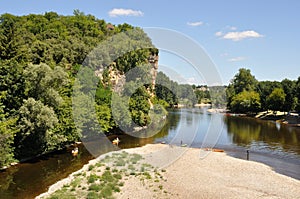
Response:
[[148, 54, 159, 94], [96, 54, 159, 95]]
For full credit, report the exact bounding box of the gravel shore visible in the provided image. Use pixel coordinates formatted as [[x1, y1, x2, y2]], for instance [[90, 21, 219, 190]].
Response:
[[37, 144, 300, 199]]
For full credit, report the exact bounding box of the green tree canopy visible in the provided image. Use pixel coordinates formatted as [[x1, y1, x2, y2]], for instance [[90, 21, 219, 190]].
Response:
[[230, 90, 261, 113], [15, 98, 58, 158], [267, 88, 286, 112], [226, 68, 258, 110]]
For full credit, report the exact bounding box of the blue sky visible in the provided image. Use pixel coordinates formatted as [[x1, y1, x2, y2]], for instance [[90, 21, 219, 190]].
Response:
[[1, 0, 300, 85]]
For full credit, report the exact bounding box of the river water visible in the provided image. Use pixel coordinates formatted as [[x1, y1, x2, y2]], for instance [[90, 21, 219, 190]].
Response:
[[0, 108, 299, 199]]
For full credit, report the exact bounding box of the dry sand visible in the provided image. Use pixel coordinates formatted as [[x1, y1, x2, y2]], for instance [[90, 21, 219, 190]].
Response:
[[37, 144, 300, 199]]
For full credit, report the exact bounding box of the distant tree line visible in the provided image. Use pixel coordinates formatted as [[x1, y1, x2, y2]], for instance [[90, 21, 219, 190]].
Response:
[[155, 71, 197, 107], [226, 68, 300, 114]]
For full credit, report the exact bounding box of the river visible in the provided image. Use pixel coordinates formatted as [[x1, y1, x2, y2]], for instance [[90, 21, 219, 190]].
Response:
[[0, 108, 299, 199]]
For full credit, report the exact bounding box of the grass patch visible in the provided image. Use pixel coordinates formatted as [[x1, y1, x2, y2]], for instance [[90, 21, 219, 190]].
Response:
[[70, 177, 81, 188], [130, 154, 142, 164], [48, 189, 76, 199], [112, 168, 118, 173], [120, 151, 129, 158], [142, 163, 152, 168], [143, 172, 152, 179], [101, 170, 115, 183], [89, 183, 101, 192], [95, 162, 103, 167], [88, 165, 95, 171], [86, 191, 99, 199], [128, 164, 135, 171], [88, 174, 99, 184], [113, 173, 122, 180], [47, 151, 160, 199], [99, 185, 113, 198], [115, 159, 126, 167]]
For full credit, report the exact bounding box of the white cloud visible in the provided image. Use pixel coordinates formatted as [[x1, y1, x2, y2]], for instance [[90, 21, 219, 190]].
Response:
[[108, 8, 144, 17], [222, 30, 263, 41], [187, 21, 203, 26], [215, 31, 223, 37], [228, 56, 246, 62]]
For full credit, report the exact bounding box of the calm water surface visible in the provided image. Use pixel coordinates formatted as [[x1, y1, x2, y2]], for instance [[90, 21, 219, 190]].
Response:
[[0, 108, 299, 199]]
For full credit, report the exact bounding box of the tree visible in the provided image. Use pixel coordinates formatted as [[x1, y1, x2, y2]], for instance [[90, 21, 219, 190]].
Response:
[[0, 60, 26, 114], [230, 90, 261, 113], [226, 68, 258, 110], [0, 102, 17, 167], [24, 63, 68, 108], [95, 104, 115, 133], [295, 77, 300, 112], [15, 98, 58, 158], [257, 81, 282, 111], [231, 68, 258, 94], [266, 88, 286, 113], [281, 79, 297, 112], [155, 72, 178, 107]]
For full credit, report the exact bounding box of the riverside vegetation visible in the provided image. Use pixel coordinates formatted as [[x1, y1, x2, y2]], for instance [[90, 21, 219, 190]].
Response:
[[0, 11, 203, 168], [0, 10, 161, 167], [226, 68, 300, 115]]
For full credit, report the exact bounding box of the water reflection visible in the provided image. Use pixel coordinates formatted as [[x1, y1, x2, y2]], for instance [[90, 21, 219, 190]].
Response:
[[224, 116, 300, 156], [1, 109, 300, 199]]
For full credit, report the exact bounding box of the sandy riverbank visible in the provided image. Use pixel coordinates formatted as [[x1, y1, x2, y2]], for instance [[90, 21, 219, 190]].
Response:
[[36, 144, 300, 199]]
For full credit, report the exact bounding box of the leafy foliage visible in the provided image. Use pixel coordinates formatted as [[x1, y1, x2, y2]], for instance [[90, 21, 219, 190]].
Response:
[[230, 90, 261, 113], [227, 68, 300, 113], [266, 88, 286, 112], [15, 98, 58, 158], [0, 11, 159, 163]]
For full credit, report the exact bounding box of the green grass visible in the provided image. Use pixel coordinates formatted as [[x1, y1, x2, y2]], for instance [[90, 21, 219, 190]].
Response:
[[88, 165, 95, 171], [120, 151, 129, 158], [88, 174, 99, 184], [86, 191, 99, 199], [143, 172, 152, 179], [101, 170, 116, 183], [70, 177, 81, 188], [127, 164, 135, 171], [130, 154, 142, 164], [113, 173, 122, 180], [46, 152, 163, 199], [115, 159, 126, 167], [48, 188, 76, 199], [88, 183, 101, 192], [112, 168, 118, 173], [99, 185, 113, 198], [95, 162, 103, 167]]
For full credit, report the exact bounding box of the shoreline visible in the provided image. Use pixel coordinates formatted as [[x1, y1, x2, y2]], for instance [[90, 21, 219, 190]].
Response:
[[36, 144, 300, 199], [225, 111, 300, 127]]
